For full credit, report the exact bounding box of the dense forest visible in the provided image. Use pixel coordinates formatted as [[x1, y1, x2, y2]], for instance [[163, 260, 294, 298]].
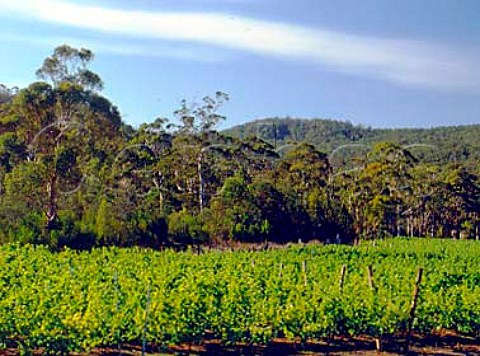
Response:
[[0, 45, 479, 250], [224, 118, 480, 172]]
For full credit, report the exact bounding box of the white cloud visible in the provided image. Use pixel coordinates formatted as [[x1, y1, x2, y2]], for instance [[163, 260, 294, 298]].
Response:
[[1, 0, 479, 91], [0, 32, 227, 62]]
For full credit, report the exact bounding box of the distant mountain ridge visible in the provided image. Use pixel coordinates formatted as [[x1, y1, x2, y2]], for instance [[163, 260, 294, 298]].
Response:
[[223, 117, 480, 169]]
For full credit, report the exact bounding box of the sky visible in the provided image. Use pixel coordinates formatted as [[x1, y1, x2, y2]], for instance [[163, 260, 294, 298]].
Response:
[[0, 0, 479, 129]]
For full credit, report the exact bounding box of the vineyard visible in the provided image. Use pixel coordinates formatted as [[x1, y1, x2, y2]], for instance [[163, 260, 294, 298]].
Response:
[[0, 238, 479, 354]]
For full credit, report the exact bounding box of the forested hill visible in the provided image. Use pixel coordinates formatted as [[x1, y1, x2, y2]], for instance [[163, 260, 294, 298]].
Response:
[[224, 118, 480, 168]]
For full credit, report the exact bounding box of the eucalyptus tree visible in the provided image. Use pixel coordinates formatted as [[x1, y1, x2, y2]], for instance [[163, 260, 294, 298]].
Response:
[[233, 135, 278, 181], [113, 117, 175, 215], [405, 164, 442, 237], [341, 142, 416, 239], [276, 143, 330, 196], [440, 164, 480, 239], [205, 176, 266, 243], [0, 45, 122, 237], [274, 143, 333, 239], [36, 44, 103, 91], [0, 84, 17, 106], [168, 92, 233, 212]]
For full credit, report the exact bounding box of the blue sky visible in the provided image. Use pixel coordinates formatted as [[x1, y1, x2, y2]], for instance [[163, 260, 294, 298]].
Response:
[[0, 0, 479, 129]]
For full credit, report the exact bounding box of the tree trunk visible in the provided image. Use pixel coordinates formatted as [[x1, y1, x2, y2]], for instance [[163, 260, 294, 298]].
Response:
[[45, 173, 58, 231], [475, 212, 479, 241], [153, 174, 164, 213], [197, 151, 204, 212]]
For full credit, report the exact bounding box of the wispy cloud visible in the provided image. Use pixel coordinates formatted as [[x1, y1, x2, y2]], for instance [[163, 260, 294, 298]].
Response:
[[0, 32, 228, 63], [1, 0, 479, 91]]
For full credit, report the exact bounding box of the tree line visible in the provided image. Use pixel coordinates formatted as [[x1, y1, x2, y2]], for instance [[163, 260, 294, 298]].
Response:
[[0, 45, 478, 250], [225, 118, 480, 173]]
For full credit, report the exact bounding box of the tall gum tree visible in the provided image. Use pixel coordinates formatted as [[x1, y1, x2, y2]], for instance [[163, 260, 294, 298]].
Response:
[[0, 45, 122, 234]]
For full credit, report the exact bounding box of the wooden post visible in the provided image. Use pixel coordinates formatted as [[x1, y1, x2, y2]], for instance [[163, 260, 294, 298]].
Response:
[[367, 265, 381, 351], [405, 268, 423, 354], [367, 265, 375, 292], [302, 260, 308, 286], [339, 264, 347, 292], [114, 271, 122, 354], [142, 283, 151, 356]]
